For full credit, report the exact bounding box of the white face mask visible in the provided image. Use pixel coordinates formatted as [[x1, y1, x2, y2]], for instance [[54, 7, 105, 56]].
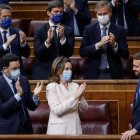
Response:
[[8, 69, 20, 81], [97, 14, 110, 25]]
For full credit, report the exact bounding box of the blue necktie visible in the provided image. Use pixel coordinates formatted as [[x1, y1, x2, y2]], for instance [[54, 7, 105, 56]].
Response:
[[3, 30, 7, 43]]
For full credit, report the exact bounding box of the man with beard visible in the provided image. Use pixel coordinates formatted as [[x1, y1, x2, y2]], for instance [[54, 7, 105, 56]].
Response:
[[121, 52, 140, 140]]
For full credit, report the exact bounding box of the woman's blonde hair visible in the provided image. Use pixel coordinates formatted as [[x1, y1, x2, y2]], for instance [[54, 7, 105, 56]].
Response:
[[48, 56, 71, 83]]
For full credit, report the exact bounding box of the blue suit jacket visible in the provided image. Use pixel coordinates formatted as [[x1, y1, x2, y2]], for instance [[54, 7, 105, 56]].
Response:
[[62, 0, 91, 36], [0, 75, 38, 134], [0, 0, 9, 4], [110, 0, 140, 36], [0, 27, 30, 74], [80, 22, 129, 79]]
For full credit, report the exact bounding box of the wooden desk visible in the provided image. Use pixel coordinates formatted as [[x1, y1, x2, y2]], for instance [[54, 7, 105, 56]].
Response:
[[29, 79, 138, 134], [0, 134, 140, 140], [26, 37, 140, 57]]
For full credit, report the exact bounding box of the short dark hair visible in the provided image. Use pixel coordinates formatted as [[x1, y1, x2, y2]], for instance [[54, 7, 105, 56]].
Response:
[[0, 53, 19, 68], [95, 0, 112, 13], [47, 0, 63, 12], [133, 52, 140, 60], [0, 4, 12, 15]]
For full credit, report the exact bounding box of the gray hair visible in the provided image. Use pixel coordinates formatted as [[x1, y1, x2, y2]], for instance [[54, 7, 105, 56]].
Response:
[[0, 4, 12, 15], [95, 0, 112, 13]]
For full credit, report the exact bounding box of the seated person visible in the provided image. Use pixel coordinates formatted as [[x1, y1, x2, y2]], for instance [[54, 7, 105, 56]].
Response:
[[62, 0, 91, 36], [46, 56, 88, 135], [80, 0, 129, 79], [0, 4, 30, 75], [32, 0, 74, 80]]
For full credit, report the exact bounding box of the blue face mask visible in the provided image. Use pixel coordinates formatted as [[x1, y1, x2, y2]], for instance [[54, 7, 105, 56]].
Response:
[[61, 70, 72, 81], [52, 14, 63, 24], [8, 69, 20, 81], [1, 17, 12, 29]]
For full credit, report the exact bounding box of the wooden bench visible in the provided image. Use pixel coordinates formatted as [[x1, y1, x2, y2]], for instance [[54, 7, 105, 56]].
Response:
[[26, 37, 140, 57]]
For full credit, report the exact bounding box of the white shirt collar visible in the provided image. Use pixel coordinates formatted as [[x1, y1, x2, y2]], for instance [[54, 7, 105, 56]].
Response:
[[3, 73, 12, 85], [49, 20, 60, 27], [99, 22, 110, 30], [0, 27, 9, 33]]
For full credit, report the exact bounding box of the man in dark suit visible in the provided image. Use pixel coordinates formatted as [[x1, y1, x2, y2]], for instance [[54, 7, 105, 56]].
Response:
[[33, 0, 74, 80], [0, 0, 9, 4], [121, 52, 140, 139], [0, 4, 30, 75], [110, 0, 140, 36], [0, 53, 43, 134], [62, 0, 91, 36], [80, 0, 129, 79]]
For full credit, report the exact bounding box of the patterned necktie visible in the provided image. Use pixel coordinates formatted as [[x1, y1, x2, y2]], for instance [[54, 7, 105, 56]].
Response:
[[3, 30, 7, 43], [100, 26, 108, 70]]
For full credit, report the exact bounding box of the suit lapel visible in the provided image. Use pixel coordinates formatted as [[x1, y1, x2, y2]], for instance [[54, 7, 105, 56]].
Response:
[[133, 81, 140, 112], [1, 76, 15, 98]]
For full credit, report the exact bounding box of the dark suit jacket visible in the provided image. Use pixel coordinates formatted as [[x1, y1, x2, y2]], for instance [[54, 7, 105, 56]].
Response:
[[0, 0, 9, 4], [0, 27, 30, 74], [132, 81, 140, 133], [32, 22, 74, 80], [80, 22, 129, 79], [110, 0, 140, 36], [0, 75, 38, 134], [62, 0, 91, 36]]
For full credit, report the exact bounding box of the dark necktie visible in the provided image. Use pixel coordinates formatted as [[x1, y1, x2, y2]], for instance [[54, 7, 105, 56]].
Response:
[[53, 26, 58, 46], [11, 80, 27, 125], [3, 30, 7, 43]]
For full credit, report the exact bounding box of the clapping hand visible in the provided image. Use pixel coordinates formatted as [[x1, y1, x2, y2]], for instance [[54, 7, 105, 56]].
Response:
[[74, 82, 86, 100], [19, 31, 26, 45], [33, 81, 43, 96]]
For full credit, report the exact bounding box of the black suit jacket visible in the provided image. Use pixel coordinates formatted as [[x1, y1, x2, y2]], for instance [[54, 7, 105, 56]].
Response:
[[62, 0, 91, 36], [132, 81, 140, 133], [0, 27, 30, 74], [32, 22, 74, 80], [110, 0, 140, 36], [0, 75, 38, 134], [80, 22, 129, 79]]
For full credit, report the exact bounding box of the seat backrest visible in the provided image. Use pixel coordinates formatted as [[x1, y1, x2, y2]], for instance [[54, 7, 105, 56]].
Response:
[[12, 19, 22, 29], [70, 57, 85, 79], [22, 57, 35, 79], [28, 20, 48, 37], [28, 101, 49, 134], [28, 101, 112, 134], [79, 101, 112, 134]]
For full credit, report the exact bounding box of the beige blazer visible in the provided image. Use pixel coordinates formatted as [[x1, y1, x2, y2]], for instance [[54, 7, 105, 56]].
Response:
[[46, 82, 88, 135]]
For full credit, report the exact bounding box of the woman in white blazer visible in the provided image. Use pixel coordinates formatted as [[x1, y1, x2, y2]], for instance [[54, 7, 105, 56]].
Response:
[[46, 56, 88, 135]]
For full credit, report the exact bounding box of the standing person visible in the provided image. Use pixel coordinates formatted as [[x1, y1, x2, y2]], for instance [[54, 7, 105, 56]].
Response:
[[46, 56, 88, 135], [0, 53, 43, 134], [121, 52, 140, 139], [0, 0, 9, 4], [33, 0, 74, 80], [0, 4, 30, 75], [80, 0, 129, 79], [110, 0, 140, 36], [62, 0, 91, 36]]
